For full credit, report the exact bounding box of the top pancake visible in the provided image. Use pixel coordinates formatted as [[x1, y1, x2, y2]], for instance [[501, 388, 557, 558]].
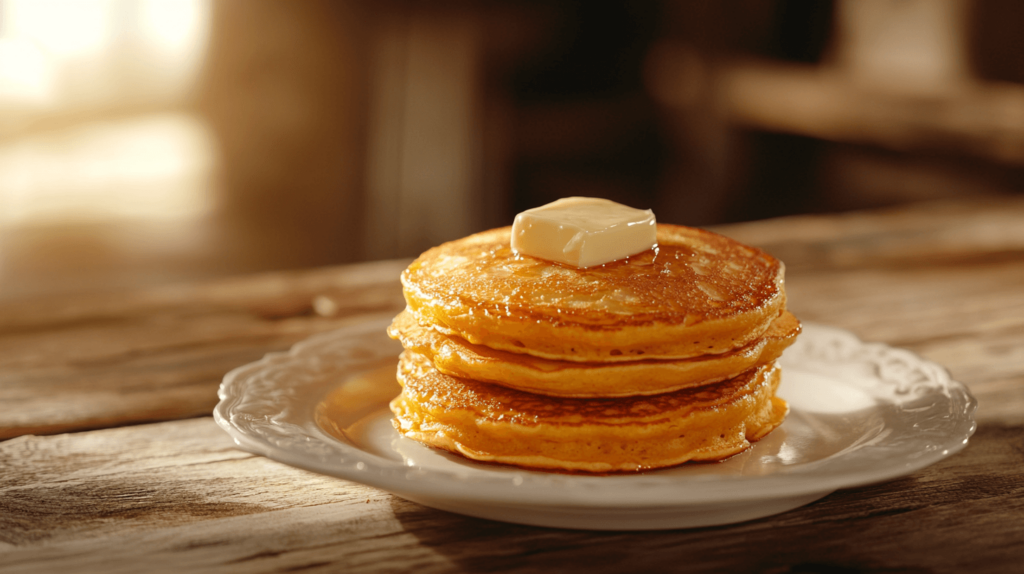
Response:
[[402, 224, 786, 362]]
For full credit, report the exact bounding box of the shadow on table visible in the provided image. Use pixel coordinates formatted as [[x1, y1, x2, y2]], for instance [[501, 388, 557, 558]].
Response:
[[387, 477, 929, 574], [386, 424, 1024, 572]]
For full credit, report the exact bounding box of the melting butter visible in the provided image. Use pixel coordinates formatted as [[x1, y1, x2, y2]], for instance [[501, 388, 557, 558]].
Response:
[[511, 197, 657, 268]]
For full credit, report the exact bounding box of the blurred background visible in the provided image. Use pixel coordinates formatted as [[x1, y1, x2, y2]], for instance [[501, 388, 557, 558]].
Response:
[[2, 0, 1023, 301]]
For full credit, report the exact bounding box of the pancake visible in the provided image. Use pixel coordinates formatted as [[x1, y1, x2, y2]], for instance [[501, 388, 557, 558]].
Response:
[[389, 308, 801, 398], [391, 350, 788, 473], [401, 225, 786, 362]]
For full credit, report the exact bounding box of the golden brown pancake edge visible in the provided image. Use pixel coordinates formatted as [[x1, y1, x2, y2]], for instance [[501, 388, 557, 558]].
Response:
[[389, 308, 801, 398], [401, 224, 786, 362], [391, 351, 788, 473]]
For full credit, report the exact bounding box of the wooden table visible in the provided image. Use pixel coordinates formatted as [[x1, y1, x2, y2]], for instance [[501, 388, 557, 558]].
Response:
[[3, 198, 1023, 573]]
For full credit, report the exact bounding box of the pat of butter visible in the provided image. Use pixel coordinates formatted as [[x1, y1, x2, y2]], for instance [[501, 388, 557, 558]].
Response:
[[511, 197, 657, 268]]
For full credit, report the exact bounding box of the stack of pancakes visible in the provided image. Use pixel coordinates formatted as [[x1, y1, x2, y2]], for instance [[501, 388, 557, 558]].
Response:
[[388, 224, 800, 473]]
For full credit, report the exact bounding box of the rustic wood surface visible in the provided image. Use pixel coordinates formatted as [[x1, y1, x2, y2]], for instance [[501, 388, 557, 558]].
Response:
[[2, 198, 1023, 573], [0, 261, 409, 440]]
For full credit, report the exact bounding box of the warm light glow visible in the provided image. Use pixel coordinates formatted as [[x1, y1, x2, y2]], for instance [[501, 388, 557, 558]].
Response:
[[140, 0, 209, 55], [0, 0, 211, 109], [0, 114, 218, 225], [0, 38, 54, 105], [5, 0, 115, 58], [0, 1, 216, 228]]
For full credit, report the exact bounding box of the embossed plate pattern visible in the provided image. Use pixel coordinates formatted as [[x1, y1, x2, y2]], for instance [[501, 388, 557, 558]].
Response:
[[215, 314, 977, 530]]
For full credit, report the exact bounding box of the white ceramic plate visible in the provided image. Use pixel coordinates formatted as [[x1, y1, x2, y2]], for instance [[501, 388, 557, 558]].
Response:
[[214, 314, 977, 530]]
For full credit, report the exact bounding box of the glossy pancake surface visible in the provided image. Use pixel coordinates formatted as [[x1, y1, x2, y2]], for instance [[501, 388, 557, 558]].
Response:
[[390, 309, 801, 397], [391, 351, 788, 473], [401, 225, 785, 362]]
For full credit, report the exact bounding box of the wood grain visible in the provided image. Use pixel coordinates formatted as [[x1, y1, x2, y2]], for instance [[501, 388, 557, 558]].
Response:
[[712, 196, 1024, 272], [784, 261, 1024, 424], [3, 198, 1024, 573], [0, 260, 409, 439], [1, 417, 1021, 573], [4, 199, 1023, 439]]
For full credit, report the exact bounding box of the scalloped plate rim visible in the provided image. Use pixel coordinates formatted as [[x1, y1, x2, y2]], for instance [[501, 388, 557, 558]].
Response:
[[214, 316, 978, 509]]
